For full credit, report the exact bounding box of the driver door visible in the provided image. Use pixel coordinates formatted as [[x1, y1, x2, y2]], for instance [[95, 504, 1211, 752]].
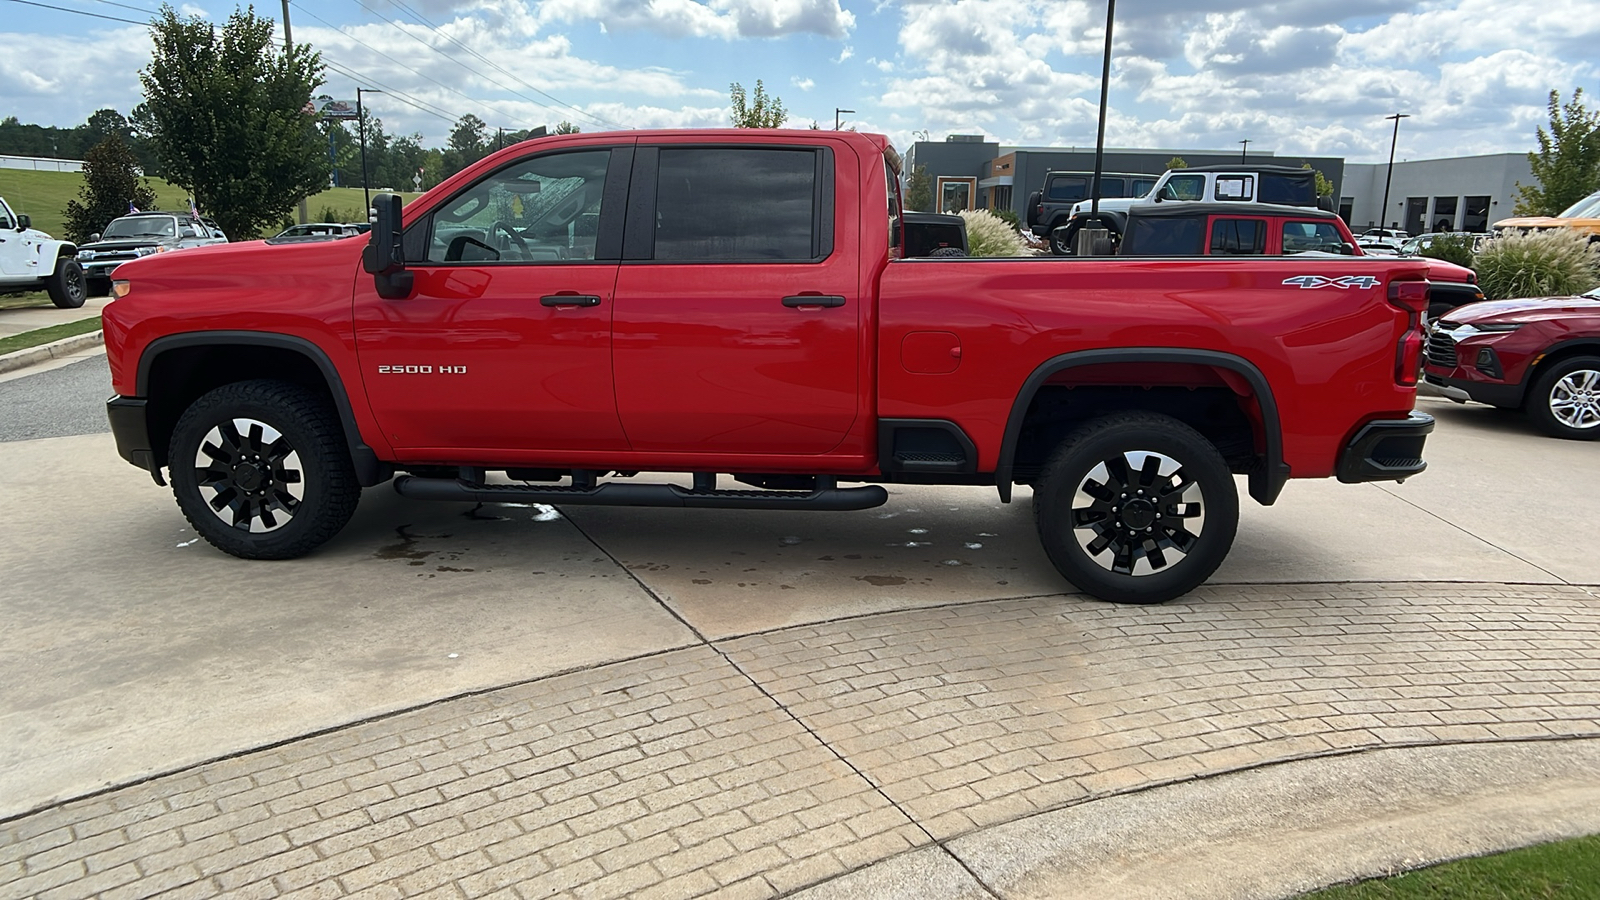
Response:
[[354, 144, 631, 456], [0, 202, 33, 278]]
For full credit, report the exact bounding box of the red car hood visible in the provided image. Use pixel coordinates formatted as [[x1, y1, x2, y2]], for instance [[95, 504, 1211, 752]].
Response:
[[1439, 293, 1600, 326]]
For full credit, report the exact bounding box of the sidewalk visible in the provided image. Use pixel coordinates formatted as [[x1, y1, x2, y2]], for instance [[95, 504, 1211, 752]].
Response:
[[0, 296, 108, 378], [0, 295, 110, 340]]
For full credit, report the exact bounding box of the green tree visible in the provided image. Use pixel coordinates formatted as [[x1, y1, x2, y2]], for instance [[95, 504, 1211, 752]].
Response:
[[442, 114, 488, 177], [906, 164, 932, 211], [1514, 88, 1600, 217], [62, 134, 158, 243], [138, 5, 327, 239], [1301, 163, 1334, 197], [729, 81, 786, 128], [1166, 156, 1188, 170], [554, 121, 581, 134]]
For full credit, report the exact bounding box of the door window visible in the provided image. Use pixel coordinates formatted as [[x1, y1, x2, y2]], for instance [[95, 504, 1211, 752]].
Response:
[[424, 150, 610, 263], [656, 148, 821, 261], [1213, 175, 1254, 201], [1161, 174, 1205, 201], [1281, 221, 1347, 254], [1046, 175, 1088, 202], [1209, 219, 1265, 255]]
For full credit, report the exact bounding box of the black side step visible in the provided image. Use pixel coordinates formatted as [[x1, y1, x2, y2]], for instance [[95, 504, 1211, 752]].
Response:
[[392, 477, 889, 511]]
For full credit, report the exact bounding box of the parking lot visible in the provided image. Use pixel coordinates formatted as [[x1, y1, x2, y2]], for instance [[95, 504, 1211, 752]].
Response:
[[2, 353, 1598, 899]]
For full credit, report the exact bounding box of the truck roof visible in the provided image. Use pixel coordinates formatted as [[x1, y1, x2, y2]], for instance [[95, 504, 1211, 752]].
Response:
[[1165, 164, 1317, 175]]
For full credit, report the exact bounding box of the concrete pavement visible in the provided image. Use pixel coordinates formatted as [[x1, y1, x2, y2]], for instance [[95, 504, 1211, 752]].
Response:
[[1, 380, 1598, 898]]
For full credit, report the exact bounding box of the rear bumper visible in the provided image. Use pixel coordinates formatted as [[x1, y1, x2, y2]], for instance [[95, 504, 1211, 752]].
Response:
[[1336, 412, 1434, 484], [107, 395, 163, 484]]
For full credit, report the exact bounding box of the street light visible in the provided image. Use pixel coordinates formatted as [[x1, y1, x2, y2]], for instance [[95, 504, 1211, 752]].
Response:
[[1082, 0, 1116, 255], [356, 87, 385, 213], [1239, 139, 1251, 162], [834, 108, 855, 130], [1380, 113, 1410, 231]]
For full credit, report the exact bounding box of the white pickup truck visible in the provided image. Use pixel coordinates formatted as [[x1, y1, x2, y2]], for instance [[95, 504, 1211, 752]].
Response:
[[0, 197, 86, 308]]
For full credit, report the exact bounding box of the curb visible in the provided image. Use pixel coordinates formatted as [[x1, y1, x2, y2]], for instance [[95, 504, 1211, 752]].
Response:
[[0, 329, 105, 377]]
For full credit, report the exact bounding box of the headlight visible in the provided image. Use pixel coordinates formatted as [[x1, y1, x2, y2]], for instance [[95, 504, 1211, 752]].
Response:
[[1472, 322, 1524, 333], [77, 249, 93, 260]]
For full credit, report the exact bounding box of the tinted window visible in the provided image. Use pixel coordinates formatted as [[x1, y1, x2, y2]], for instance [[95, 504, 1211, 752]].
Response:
[[1281, 221, 1347, 254], [1260, 174, 1315, 205], [655, 148, 818, 261], [1099, 178, 1125, 197], [1046, 175, 1088, 202], [1210, 219, 1265, 255], [1133, 177, 1159, 197], [426, 150, 610, 263], [1122, 216, 1205, 255], [1213, 175, 1254, 201]]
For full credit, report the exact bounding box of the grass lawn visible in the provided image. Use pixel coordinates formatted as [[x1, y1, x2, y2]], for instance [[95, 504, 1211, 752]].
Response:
[[1302, 834, 1600, 899], [0, 316, 102, 356], [0, 169, 421, 240], [1, 292, 54, 310]]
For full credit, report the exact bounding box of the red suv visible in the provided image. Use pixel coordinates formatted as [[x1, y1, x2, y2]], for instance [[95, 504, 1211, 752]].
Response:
[[1423, 288, 1600, 438]]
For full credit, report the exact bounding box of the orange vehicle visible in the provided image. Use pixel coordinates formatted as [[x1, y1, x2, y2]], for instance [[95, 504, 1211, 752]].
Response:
[[1492, 189, 1600, 241]]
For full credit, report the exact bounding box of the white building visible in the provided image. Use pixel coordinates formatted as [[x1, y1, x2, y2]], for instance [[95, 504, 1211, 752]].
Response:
[[1342, 153, 1532, 234]]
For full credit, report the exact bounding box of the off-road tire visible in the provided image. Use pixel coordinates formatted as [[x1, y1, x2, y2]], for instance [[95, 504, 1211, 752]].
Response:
[[928, 246, 967, 257], [1034, 412, 1238, 604], [169, 380, 361, 559], [46, 257, 87, 309], [1526, 356, 1600, 440]]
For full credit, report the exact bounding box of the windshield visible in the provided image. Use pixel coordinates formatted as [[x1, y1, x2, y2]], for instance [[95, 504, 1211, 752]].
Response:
[[103, 217, 176, 239], [1557, 191, 1600, 219]]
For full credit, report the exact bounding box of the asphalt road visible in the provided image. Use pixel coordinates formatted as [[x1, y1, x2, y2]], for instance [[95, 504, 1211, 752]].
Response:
[[0, 354, 113, 443]]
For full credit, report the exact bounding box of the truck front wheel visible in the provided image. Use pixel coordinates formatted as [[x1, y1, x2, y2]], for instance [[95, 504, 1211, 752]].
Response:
[[169, 380, 361, 559], [46, 258, 87, 309], [1033, 413, 1238, 604]]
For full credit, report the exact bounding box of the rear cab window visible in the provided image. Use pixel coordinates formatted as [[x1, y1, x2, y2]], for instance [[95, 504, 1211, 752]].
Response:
[[1210, 218, 1266, 255]]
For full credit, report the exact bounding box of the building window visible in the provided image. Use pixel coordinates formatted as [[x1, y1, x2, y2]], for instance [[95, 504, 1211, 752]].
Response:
[[1431, 196, 1458, 232], [1463, 196, 1491, 233], [937, 176, 977, 213], [993, 185, 1012, 211], [1338, 197, 1354, 224]]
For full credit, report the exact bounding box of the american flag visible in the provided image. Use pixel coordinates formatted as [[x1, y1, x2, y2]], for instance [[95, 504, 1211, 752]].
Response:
[[128, 201, 140, 213]]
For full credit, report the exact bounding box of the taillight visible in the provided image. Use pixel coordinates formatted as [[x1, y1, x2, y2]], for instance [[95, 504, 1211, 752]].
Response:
[[1388, 279, 1429, 385]]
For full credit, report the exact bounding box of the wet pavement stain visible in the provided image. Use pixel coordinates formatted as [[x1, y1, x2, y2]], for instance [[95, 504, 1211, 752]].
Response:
[[856, 575, 908, 586]]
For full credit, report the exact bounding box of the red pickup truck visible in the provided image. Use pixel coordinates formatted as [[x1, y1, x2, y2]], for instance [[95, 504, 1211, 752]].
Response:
[[101, 129, 1434, 604]]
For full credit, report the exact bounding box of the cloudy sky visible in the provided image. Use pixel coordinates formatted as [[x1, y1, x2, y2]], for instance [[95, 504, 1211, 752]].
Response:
[[2, 0, 1596, 162]]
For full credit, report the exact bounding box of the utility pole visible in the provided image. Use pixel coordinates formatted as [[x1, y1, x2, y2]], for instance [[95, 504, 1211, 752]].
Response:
[[1239, 139, 1250, 163], [1380, 113, 1410, 232], [1079, 0, 1116, 256], [283, 0, 309, 224], [357, 88, 384, 214]]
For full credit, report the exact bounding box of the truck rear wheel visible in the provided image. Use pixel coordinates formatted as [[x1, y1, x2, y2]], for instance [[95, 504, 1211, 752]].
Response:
[[169, 380, 360, 559], [46, 257, 87, 309], [1033, 413, 1238, 604]]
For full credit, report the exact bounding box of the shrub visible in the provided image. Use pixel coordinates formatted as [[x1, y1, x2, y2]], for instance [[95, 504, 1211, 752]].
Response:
[[317, 205, 362, 224], [959, 208, 1030, 257], [1474, 230, 1600, 300], [1420, 233, 1475, 268], [991, 207, 1021, 230]]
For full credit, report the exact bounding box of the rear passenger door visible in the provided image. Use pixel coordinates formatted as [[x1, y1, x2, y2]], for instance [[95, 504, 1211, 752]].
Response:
[[610, 141, 862, 455]]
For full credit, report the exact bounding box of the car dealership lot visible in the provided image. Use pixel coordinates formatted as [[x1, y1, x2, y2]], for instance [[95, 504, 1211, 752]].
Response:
[[2, 363, 1598, 898]]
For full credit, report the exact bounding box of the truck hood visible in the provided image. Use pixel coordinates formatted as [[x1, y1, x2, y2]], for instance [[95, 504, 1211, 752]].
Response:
[[1419, 257, 1474, 285], [1439, 292, 1600, 326]]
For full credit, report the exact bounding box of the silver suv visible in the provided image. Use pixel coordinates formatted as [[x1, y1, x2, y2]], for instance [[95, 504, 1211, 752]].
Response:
[[76, 212, 228, 295]]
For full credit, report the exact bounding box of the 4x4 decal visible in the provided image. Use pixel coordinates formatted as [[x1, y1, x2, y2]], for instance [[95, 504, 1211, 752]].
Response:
[[1283, 275, 1381, 290]]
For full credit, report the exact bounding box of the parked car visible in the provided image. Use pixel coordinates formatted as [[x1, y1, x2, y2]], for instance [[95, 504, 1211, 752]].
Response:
[[1360, 227, 1410, 243], [1115, 202, 1484, 320], [1052, 164, 1332, 256], [271, 223, 368, 241], [1492, 189, 1600, 242], [1025, 170, 1159, 252], [1424, 288, 1600, 439], [0, 196, 85, 308], [77, 212, 228, 296], [1399, 232, 1487, 257]]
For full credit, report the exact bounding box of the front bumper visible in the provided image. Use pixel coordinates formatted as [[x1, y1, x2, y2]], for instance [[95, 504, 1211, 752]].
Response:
[[1421, 370, 1527, 408], [1336, 412, 1434, 484], [107, 395, 164, 485], [82, 260, 127, 279]]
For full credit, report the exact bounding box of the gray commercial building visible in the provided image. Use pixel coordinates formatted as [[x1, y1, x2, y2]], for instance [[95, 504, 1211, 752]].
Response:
[[903, 136, 1345, 222], [1341, 153, 1533, 235]]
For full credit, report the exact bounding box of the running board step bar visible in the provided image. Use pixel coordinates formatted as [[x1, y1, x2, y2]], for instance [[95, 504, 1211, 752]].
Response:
[[392, 477, 889, 511]]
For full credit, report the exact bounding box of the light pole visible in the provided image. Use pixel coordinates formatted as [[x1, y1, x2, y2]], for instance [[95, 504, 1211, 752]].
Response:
[[1380, 113, 1409, 232], [834, 108, 855, 130], [356, 88, 384, 213], [1082, 0, 1116, 254], [1239, 139, 1250, 162]]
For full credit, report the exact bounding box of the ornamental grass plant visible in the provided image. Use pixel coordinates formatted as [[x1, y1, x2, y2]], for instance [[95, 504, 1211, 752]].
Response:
[[959, 208, 1031, 257], [1474, 229, 1600, 300]]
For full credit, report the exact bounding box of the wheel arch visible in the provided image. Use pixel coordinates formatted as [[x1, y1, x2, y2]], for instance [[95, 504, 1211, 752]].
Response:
[[995, 348, 1289, 506], [136, 331, 391, 486], [1527, 340, 1600, 386]]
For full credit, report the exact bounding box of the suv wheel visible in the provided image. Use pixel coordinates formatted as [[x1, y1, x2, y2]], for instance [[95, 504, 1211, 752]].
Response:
[[1527, 356, 1600, 440], [1033, 413, 1238, 604], [169, 380, 361, 558], [46, 258, 87, 309]]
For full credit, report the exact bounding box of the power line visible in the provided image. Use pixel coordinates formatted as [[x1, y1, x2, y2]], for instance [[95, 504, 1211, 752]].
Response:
[[321, 58, 457, 125], [83, 0, 159, 15], [289, 3, 533, 130], [374, 0, 624, 129], [2, 0, 144, 25]]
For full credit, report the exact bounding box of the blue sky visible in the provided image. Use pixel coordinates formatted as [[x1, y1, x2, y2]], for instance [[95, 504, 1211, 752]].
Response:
[[2, 0, 1596, 162]]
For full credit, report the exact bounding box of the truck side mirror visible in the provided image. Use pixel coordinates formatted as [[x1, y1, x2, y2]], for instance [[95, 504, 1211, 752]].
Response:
[[363, 194, 413, 299]]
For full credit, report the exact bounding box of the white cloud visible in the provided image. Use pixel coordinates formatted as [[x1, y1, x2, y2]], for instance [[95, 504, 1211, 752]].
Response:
[[535, 0, 856, 39], [792, 77, 815, 90]]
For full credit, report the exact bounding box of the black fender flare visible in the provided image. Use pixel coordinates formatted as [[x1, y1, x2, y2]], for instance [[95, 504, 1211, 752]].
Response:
[[136, 330, 391, 486], [994, 347, 1289, 506]]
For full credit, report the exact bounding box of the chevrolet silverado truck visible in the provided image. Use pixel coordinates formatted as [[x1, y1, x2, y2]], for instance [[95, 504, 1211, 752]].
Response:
[[101, 129, 1434, 604]]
